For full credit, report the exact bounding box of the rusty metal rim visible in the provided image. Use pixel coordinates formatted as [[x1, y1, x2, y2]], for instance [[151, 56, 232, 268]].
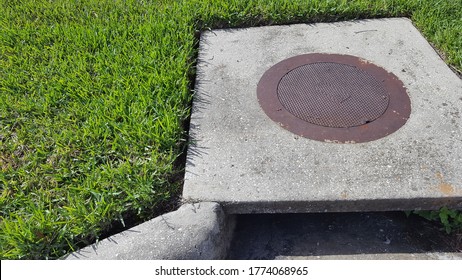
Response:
[[257, 53, 411, 143]]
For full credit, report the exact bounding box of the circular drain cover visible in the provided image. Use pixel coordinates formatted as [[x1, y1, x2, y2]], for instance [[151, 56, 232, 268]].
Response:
[[257, 54, 411, 143]]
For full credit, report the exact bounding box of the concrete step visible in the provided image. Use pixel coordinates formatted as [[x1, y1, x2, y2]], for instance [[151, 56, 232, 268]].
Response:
[[183, 18, 462, 213]]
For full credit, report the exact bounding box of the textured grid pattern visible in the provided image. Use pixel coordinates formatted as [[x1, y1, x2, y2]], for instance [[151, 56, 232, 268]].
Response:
[[277, 62, 389, 128]]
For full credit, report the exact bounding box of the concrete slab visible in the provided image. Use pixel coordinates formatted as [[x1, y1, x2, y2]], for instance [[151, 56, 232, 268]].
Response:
[[64, 203, 235, 260], [277, 253, 462, 260], [228, 212, 462, 260], [184, 18, 462, 213]]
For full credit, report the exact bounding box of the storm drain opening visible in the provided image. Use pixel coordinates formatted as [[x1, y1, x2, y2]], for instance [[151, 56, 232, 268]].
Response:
[[257, 53, 411, 143]]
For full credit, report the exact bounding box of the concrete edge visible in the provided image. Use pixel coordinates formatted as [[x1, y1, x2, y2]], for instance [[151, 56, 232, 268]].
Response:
[[277, 253, 462, 260], [218, 198, 462, 214], [64, 202, 235, 260]]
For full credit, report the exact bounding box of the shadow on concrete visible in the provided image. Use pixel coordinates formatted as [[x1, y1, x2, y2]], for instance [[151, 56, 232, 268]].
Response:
[[227, 212, 461, 259]]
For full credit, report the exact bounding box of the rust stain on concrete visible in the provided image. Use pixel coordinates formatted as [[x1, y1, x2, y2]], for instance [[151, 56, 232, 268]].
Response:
[[439, 183, 455, 195], [434, 172, 459, 196]]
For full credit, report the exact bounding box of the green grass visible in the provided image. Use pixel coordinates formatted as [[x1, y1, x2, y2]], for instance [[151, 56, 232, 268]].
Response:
[[1, 0, 461, 259]]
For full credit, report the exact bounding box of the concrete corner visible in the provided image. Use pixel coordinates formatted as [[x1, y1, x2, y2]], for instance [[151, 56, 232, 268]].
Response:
[[65, 202, 235, 260]]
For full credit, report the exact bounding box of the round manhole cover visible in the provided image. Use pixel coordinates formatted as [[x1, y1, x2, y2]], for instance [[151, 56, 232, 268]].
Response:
[[257, 54, 411, 143]]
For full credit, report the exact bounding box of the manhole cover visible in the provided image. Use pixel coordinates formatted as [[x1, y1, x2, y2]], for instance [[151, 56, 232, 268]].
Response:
[[257, 53, 411, 143]]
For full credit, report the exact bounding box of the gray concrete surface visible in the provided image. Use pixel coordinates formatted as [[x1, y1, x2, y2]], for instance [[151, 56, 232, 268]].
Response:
[[184, 18, 462, 213], [278, 253, 462, 260], [228, 212, 462, 260], [65, 203, 235, 260]]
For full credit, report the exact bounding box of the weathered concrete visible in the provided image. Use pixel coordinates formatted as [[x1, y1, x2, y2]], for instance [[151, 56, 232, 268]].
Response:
[[278, 253, 462, 260], [228, 212, 462, 260], [184, 18, 462, 213], [65, 203, 235, 260]]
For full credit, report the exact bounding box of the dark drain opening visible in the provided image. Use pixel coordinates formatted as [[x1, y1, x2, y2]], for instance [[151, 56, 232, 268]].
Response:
[[257, 54, 411, 143]]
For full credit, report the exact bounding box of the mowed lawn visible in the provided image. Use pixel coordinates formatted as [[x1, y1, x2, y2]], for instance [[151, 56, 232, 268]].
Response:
[[1, 0, 461, 259]]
